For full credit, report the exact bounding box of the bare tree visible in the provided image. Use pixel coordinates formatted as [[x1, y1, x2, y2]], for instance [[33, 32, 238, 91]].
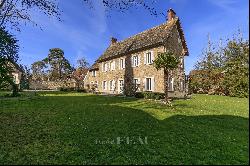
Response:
[[0, 0, 61, 31]]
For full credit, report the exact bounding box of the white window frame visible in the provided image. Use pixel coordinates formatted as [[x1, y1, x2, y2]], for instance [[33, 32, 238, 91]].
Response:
[[92, 70, 96, 77], [180, 79, 184, 91], [133, 78, 141, 91], [110, 61, 116, 71], [168, 78, 174, 91], [118, 79, 124, 93], [119, 58, 125, 69], [180, 58, 184, 68], [132, 55, 140, 67], [103, 63, 108, 72], [103, 81, 107, 90], [144, 77, 154, 92], [144, 51, 154, 65], [109, 80, 116, 91]]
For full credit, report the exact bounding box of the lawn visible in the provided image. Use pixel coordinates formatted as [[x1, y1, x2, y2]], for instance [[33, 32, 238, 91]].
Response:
[[0, 92, 249, 165]]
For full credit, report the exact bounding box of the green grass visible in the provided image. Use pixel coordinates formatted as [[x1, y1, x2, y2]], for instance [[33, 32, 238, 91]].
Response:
[[0, 92, 249, 165]]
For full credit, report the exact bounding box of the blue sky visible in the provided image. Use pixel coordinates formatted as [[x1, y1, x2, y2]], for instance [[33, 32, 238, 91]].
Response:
[[15, 0, 249, 73]]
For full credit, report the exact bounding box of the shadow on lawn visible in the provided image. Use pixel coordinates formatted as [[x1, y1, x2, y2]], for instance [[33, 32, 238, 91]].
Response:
[[0, 94, 248, 165]]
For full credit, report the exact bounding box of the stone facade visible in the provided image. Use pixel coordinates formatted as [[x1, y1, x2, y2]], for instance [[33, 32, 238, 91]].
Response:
[[84, 9, 188, 97]]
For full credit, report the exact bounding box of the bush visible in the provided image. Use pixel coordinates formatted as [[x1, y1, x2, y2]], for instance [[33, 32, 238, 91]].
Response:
[[135, 92, 165, 100], [59, 87, 75, 92], [77, 89, 87, 93]]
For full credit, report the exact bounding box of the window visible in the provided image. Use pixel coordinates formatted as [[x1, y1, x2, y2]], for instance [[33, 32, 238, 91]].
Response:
[[132, 55, 139, 67], [118, 80, 124, 93], [103, 81, 107, 90], [120, 58, 125, 69], [110, 61, 115, 71], [180, 58, 184, 68], [180, 80, 184, 91], [168, 78, 174, 91], [109, 80, 115, 91], [145, 77, 154, 91], [145, 51, 154, 64], [103, 63, 108, 72], [92, 70, 96, 77], [134, 78, 140, 91]]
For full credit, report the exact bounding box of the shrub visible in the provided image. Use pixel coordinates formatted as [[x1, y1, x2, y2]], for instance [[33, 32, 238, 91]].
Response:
[[77, 89, 87, 93], [135, 92, 144, 98], [135, 92, 165, 100]]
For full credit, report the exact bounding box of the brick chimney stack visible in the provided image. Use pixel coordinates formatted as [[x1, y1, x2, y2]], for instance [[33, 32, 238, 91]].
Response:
[[167, 8, 176, 22], [110, 37, 117, 45]]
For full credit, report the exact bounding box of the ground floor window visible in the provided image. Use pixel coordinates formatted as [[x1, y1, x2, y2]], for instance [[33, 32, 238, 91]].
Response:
[[103, 81, 107, 90], [145, 77, 154, 91], [168, 78, 174, 91], [133, 78, 140, 91], [109, 80, 115, 91], [118, 80, 124, 93], [180, 79, 184, 91]]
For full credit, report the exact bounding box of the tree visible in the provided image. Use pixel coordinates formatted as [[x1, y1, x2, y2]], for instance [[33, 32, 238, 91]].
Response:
[[47, 48, 72, 81], [222, 32, 249, 97], [0, 27, 19, 96], [0, 0, 61, 31], [83, 0, 165, 17], [154, 51, 179, 104], [31, 60, 46, 81], [190, 29, 249, 97], [77, 57, 89, 69]]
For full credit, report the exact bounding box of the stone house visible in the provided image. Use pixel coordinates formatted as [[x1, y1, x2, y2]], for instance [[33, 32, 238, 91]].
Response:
[[84, 8, 189, 97]]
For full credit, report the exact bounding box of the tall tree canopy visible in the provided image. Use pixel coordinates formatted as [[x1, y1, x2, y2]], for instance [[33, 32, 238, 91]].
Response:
[[190, 30, 249, 97], [0, 27, 19, 95], [31, 48, 73, 81], [0, 0, 61, 31]]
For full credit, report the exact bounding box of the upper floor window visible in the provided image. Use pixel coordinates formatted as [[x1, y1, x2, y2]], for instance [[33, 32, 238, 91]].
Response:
[[120, 58, 125, 69], [103, 63, 108, 72], [145, 51, 154, 65], [92, 70, 96, 77], [132, 55, 139, 67], [110, 61, 116, 71]]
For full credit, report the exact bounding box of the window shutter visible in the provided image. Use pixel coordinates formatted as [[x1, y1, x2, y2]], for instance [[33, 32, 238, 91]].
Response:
[[119, 59, 122, 69], [138, 55, 141, 66], [152, 77, 155, 92], [151, 51, 154, 62], [102, 63, 104, 72], [131, 56, 134, 67], [123, 58, 125, 69], [172, 78, 174, 91], [144, 53, 147, 64], [143, 78, 146, 91]]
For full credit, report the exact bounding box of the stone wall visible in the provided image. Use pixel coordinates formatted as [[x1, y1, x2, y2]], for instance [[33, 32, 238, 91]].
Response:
[[85, 26, 187, 97], [29, 80, 76, 90]]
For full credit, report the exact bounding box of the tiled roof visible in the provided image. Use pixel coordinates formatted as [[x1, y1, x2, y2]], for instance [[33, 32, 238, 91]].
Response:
[[89, 17, 188, 70]]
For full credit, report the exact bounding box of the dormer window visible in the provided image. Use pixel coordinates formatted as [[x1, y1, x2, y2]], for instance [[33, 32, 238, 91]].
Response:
[[92, 70, 96, 77]]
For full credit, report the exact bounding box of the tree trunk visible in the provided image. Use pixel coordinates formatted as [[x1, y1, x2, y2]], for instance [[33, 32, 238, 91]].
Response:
[[164, 69, 169, 103]]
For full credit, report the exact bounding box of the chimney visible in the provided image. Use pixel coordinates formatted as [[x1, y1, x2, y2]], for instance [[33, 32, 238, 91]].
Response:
[[167, 8, 176, 22], [110, 37, 117, 45]]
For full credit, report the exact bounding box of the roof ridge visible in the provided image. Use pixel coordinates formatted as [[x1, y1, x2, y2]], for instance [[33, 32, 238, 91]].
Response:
[[115, 19, 177, 45]]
